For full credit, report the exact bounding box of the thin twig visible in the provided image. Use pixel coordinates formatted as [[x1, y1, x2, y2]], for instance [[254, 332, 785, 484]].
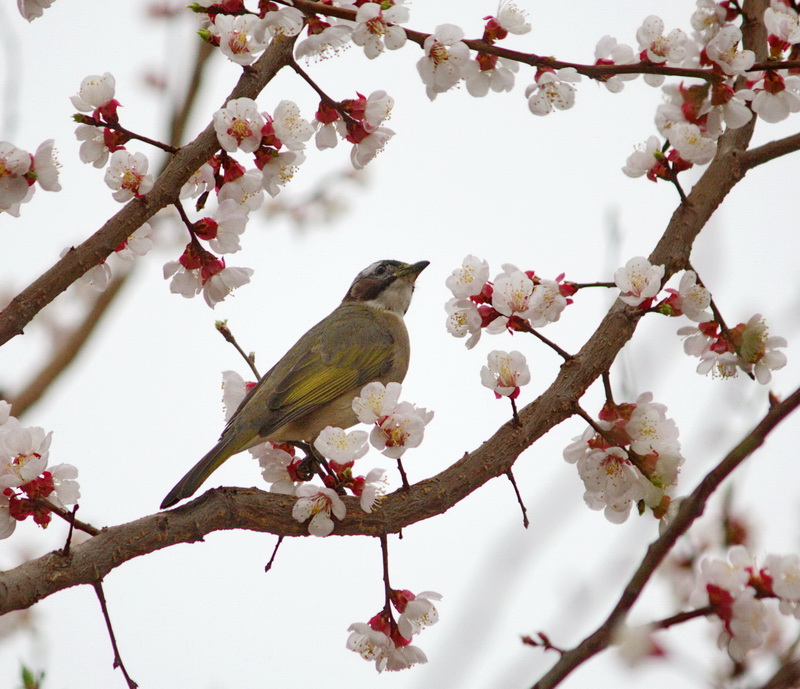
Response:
[[572, 281, 616, 289], [39, 498, 100, 537], [601, 372, 614, 406], [524, 326, 572, 361], [80, 116, 179, 154], [289, 60, 357, 126], [265, 536, 283, 572], [379, 533, 392, 614], [93, 580, 139, 689], [505, 469, 529, 528], [216, 321, 261, 380], [395, 458, 410, 490], [60, 505, 79, 557], [510, 396, 521, 426]]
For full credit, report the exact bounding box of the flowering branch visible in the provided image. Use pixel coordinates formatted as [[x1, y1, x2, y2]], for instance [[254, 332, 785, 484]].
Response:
[[287, 0, 795, 83], [216, 320, 262, 380], [0, 35, 296, 348], [531, 383, 800, 689], [75, 115, 179, 154], [0, 57, 775, 613], [289, 60, 358, 127]]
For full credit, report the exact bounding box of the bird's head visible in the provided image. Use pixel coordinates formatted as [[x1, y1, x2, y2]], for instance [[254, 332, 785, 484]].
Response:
[[343, 260, 429, 315]]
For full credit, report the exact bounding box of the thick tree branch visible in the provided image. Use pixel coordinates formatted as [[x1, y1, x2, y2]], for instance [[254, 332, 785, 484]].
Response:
[[0, 105, 767, 614], [0, 36, 295, 348]]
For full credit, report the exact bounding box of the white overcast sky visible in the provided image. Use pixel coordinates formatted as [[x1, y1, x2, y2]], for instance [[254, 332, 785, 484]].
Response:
[[1, 2, 799, 689]]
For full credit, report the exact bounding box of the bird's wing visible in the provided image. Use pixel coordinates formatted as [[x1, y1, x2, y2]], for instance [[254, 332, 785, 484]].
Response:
[[224, 306, 397, 440]]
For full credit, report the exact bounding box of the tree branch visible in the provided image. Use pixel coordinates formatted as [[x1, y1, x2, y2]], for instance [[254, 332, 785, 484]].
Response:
[[742, 131, 800, 170], [531, 384, 800, 689], [0, 75, 767, 614], [0, 36, 296, 348]]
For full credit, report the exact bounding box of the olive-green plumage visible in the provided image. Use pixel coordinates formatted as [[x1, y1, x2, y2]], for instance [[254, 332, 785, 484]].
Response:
[[160, 260, 428, 509]]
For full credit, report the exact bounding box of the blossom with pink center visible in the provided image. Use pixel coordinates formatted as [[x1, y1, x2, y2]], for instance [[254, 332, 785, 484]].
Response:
[[747, 72, 800, 123], [352, 1, 408, 60], [210, 14, 267, 66], [480, 350, 530, 398], [295, 24, 353, 61], [370, 402, 433, 459], [764, 5, 800, 46], [346, 622, 428, 672], [667, 122, 718, 165], [736, 314, 788, 384], [636, 15, 687, 64], [525, 67, 581, 116], [260, 150, 305, 197], [487, 266, 536, 330], [0, 426, 52, 489], [292, 484, 346, 536], [594, 36, 638, 93], [706, 24, 755, 76], [576, 446, 649, 524], [213, 98, 265, 153], [257, 6, 304, 41], [416, 24, 471, 100], [691, 0, 728, 39], [445, 298, 482, 349], [494, 1, 531, 35], [313, 426, 369, 463], [104, 150, 154, 202], [614, 256, 665, 307], [218, 169, 265, 212], [396, 590, 442, 638], [270, 100, 314, 151], [446, 255, 490, 298], [70, 72, 116, 113], [352, 381, 403, 425], [180, 163, 215, 199], [0, 142, 33, 212], [622, 136, 663, 178], [116, 223, 154, 261], [674, 270, 711, 322]]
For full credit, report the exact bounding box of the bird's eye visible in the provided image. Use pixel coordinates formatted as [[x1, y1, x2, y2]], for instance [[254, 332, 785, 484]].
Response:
[[374, 264, 388, 276]]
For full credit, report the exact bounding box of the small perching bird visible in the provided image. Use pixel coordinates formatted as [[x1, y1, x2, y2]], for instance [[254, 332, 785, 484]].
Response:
[[160, 259, 429, 509]]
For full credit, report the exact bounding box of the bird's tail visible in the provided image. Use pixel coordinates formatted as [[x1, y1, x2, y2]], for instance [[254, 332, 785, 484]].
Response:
[[160, 435, 243, 509]]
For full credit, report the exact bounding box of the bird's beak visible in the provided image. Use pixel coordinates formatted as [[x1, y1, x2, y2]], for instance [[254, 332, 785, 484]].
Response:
[[398, 261, 430, 281]]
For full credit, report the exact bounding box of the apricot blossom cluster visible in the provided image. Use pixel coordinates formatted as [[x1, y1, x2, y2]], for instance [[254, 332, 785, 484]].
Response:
[[220, 372, 431, 537], [0, 402, 79, 539]]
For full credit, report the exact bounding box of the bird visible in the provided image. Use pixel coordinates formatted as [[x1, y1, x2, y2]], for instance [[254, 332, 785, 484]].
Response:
[[160, 259, 429, 509]]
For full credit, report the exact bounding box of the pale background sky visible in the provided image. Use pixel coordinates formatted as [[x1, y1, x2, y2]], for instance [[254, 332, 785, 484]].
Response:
[[1, 2, 799, 688]]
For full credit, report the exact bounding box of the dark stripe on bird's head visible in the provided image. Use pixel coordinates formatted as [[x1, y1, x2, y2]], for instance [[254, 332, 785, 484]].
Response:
[[343, 260, 428, 303]]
